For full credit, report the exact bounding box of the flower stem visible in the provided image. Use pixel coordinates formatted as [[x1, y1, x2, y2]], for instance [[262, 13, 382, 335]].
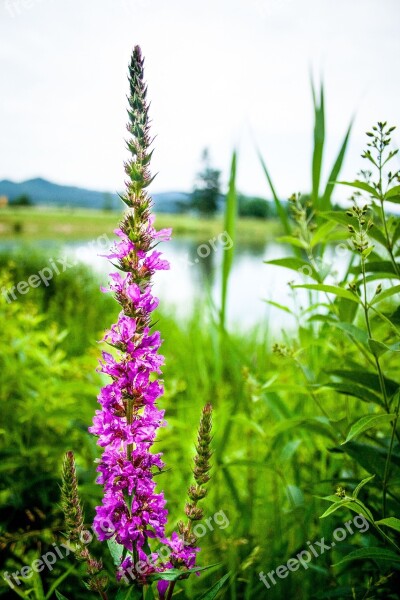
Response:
[[166, 582, 176, 600], [361, 258, 390, 413]]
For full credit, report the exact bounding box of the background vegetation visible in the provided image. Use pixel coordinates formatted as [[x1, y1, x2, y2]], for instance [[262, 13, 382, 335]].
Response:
[[1, 105, 399, 598]]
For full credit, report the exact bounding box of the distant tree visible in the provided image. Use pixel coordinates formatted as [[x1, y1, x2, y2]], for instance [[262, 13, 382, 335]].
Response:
[[191, 149, 221, 217], [10, 194, 33, 207], [238, 195, 274, 219]]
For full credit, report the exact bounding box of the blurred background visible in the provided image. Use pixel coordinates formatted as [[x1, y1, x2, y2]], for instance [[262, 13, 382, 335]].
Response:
[[0, 1, 399, 599]]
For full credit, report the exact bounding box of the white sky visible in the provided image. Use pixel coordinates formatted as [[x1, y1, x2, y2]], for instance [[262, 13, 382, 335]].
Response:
[[0, 0, 399, 200]]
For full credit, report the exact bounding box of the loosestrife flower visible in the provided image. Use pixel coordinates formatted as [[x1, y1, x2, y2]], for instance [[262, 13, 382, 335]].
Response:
[[89, 46, 171, 576], [89, 47, 212, 594]]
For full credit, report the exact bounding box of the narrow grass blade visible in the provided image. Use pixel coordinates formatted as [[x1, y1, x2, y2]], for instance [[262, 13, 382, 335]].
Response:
[[257, 148, 291, 234], [220, 150, 237, 331], [321, 119, 353, 211], [197, 572, 232, 600], [45, 565, 75, 600], [311, 79, 325, 210]]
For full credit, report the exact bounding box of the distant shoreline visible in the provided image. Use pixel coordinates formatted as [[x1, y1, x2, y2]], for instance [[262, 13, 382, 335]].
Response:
[[0, 207, 280, 243]]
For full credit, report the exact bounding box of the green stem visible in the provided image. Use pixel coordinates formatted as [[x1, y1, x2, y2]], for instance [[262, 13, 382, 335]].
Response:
[[350, 497, 400, 552], [382, 392, 400, 518], [166, 581, 176, 600], [295, 359, 342, 438], [127, 398, 133, 460], [380, 199, 400, 278], [361, 259, 390, 413], [376, 129, 400, 278]]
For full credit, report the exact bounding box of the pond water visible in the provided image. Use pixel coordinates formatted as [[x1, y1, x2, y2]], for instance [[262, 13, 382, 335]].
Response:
[[0, 234, 348, 332], [65, 236, 321, 332]]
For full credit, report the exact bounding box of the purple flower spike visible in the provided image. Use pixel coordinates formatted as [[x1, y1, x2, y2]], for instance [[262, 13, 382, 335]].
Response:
[[90, 45, 172, 580]]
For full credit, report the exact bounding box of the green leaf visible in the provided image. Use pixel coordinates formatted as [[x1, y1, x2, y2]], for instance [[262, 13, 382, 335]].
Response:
[[320, 211, 352, 226], [338, 297, 359, 323], [340, 441, 400, 478], [342, 414, 395, 444], [389, 305, 400, 326], [329, 321, 369, 345], [276, 235, 308, 249], [323, 381, 383, 406], [311, 80, 325, 210], [375, 517, 400, 533], [292, 284, 361, 303], [264, 300, 293, 314], [107, 537, 124, 566], [370, 285, 400, 305], [333, 547, 400, 566], [353, 474, 376, 498], [310, 220, 338, 247], [386, 185, 400, 202], [321, 120, 353, 211], [327, 369, 399, 396], [257, 148, 291, 235], [197, 572, 231, 600], [264, 258, 321, 281], [319, 499, 351, 518], [320, 497, 373, 522], [55, 593, 70, 600], [368, 225, 389, 248], [368, 338, 400, 358], [336, 180, 380, 199], [392, 221, 400, 246], [144, 585, 156, 600], [355, 260, 400, 275], [148, 564, 219, 582], [45, 565, 75, 600]]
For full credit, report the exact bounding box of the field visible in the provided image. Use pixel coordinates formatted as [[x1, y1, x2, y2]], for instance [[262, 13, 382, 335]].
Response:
[[0, 207, 280, 242]]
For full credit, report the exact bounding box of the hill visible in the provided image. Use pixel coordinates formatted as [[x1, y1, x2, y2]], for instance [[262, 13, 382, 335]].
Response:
[[0, 178, 191, 213]]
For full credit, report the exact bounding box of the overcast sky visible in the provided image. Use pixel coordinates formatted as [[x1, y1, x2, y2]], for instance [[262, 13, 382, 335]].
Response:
[[1, 0, 399, 200]]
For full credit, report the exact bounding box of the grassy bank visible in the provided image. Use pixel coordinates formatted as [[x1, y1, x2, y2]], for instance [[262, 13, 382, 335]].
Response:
[[0, 207, 280, 242]]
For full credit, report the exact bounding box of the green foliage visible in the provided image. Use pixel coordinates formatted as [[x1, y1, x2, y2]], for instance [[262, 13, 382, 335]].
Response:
[[2, 121, 400, 598], [0, 247, 117, 356], [264, 121, 400, 597], [0, 267, 102, 599], [237, 195, 274, 219], [10, 194, 33, 207]]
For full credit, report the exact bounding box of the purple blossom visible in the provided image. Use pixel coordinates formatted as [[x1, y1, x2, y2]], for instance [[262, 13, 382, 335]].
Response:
[[90, 45, 204, 596]]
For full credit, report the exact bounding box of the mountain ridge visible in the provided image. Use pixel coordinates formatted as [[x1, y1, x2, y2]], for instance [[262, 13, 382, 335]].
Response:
[[0, 177, 190, 213]]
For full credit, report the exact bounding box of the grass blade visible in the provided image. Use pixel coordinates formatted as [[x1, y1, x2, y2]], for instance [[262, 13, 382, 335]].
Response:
[[220, 150, 237, 331], [311, 79, 325, 210], [321, 119, 353, 211], [257, 148, 291, 234], [197, 572, 232, 600]]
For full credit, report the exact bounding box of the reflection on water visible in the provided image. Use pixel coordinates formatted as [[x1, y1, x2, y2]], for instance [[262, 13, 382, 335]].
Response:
[[0, 235, 340, 331], [65, 237, 299, 331]]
